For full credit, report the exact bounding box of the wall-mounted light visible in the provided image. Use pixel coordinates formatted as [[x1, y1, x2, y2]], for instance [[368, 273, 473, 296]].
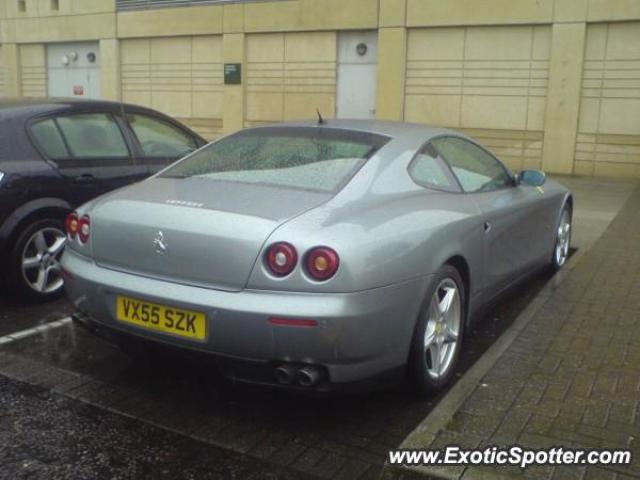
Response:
[[356, 43, 368, 57], [87, 52, 97, 63], [61, 55, 70, 66]]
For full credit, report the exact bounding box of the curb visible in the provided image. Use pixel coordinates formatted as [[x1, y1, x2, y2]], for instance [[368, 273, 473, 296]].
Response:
[[381, 249, 587, 480]]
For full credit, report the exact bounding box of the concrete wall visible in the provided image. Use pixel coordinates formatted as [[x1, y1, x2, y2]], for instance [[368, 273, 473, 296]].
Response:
[[0, 45, 5, 97], [0, 0, 639, 176]]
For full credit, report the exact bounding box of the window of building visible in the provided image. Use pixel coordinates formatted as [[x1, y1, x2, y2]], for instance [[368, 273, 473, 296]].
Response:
[[18, 0, 26, 13], [51, 0, 59, 11]]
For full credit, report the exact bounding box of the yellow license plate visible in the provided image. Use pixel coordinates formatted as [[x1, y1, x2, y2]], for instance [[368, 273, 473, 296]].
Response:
[[116, 296, 207, 341]]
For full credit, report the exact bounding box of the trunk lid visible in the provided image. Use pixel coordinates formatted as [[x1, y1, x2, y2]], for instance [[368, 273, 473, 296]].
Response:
[[91, 178, 331, 291]]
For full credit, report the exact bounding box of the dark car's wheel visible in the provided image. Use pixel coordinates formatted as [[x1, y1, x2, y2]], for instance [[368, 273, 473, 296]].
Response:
[[409, 265, 465, 396], [550, 204, 572, 272], [8, 218, 66, 303]]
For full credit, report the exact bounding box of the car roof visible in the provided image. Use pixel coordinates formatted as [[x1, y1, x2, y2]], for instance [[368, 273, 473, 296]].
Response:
[[0, 97, 166, 121], [276, 118, 458, 143]]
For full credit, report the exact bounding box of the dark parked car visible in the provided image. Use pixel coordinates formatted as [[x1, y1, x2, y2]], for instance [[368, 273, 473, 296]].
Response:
[[0, 98, 206, 302]]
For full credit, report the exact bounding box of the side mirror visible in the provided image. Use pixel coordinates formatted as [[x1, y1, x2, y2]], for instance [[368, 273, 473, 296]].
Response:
[[517, 169, 546, 187]]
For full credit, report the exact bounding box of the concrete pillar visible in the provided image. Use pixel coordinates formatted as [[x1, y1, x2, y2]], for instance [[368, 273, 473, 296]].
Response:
[[222, 32, 245, 134], [376, 28, 407, 121], [100, 38, 120, 101], [542, 23, 586, 174], [376, 0, 407, 121], [3, 43, 21, 97]]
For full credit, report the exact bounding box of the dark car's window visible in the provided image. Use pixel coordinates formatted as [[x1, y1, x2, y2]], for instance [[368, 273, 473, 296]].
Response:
[[433, 137, 512, 193], [409, 143, 460, 192], [161, 127, 390, 193], [56, 114, 129, 159], [127, 114, 197, 159], [30, 118, 70, 159]]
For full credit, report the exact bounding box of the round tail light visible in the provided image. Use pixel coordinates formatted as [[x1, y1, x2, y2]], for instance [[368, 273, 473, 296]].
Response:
[[266, 242, 298, 277], [306, 247, 339, 281], [77, 215, 91, 244], [65, 212, 79, 239]]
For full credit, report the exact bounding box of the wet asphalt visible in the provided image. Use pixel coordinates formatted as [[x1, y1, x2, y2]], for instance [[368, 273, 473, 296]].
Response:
[[0, 375, 311, 480], [0, 294, 73, 338], [0, 264, 559, 479]]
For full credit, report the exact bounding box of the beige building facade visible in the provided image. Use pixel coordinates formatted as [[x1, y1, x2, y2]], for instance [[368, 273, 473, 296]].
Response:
[[1, 0, 639, 177]]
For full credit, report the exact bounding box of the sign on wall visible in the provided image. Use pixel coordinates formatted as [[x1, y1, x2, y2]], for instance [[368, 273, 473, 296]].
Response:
[[224, 63, 242, 85]]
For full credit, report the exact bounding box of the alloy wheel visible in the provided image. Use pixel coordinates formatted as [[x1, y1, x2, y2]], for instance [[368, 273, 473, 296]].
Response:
[[21, 227, 66, 294], [555, 209, 571, 267], [424, 278, 461, 379]]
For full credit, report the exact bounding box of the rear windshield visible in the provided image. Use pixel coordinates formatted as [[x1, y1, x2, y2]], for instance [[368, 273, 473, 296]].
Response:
[[161, 127, 390, 193]]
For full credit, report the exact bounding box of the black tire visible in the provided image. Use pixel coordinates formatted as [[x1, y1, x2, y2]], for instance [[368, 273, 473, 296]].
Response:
[[549, 204, 572, 272], [7, 217, 66, 303], [408, 264, 466, 397]]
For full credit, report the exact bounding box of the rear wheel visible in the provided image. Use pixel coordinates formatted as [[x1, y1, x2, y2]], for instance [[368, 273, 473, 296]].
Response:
[[550, 205, 572, 271], [8, 218, 66, 303], [409, 265, 465, 396]]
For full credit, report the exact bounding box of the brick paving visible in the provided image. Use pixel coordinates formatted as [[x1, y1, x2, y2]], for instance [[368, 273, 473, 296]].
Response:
[[387, 186, 640, 479]]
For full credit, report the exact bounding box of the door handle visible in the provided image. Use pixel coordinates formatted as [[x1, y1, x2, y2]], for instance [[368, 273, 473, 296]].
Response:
[[484, 221, 492, 233], [74, 173, 95, 184]]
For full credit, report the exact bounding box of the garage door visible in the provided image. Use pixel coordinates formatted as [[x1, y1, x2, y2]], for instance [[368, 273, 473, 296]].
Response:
[[576, 22, 640, 178], [245, 31, 337, 126], [121, 36, 224, 140], [405, 25, 551, 173]]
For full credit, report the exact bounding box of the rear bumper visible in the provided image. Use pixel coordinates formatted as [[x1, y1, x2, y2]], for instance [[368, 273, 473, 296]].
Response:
[[62, 249, 431, 389]]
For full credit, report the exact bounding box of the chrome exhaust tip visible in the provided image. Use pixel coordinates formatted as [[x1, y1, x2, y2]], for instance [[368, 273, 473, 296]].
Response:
[[296, 366, 321, 387], [274, 364, 297, 385]]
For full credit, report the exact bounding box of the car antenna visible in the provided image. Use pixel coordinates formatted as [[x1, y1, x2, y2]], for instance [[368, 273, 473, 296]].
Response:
[[316, 108, 325, 125]]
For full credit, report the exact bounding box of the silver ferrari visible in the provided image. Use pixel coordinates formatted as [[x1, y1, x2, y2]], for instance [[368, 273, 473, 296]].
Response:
[[61, 120, 572, 395]]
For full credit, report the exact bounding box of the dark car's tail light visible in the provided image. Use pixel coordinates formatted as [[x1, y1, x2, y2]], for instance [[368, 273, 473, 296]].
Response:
[[266, 242, 298, 277], [306, 247, 339, 281], [66, 212, 79, 239], [77, 215, 91, 244]]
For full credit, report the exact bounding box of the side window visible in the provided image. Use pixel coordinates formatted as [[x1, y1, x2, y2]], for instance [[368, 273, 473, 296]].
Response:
[[409, 143, 460, 192], [127, 114, 197, 159], [56, 114, 129, 159], [433, 137, 513, 193], [31, 119, 70, 160]]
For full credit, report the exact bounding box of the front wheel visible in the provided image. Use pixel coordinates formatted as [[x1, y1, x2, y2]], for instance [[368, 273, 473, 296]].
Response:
[[8, 218, 67, 303], [408, 265, 465, 396], [550, 205, 572, 271]]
